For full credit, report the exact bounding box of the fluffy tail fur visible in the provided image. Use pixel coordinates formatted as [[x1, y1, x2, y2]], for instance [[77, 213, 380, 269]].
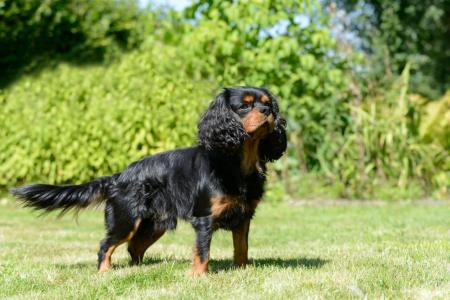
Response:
[[10, 176, 113, 214]]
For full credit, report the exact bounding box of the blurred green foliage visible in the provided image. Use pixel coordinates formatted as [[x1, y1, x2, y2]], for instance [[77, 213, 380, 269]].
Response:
[[314, 64, 449, 199], [0, 0, 448, 199], [419, 91, 450, 150], [0, 45, 212, 185], [332, 0, 450, 99], [0, 0, 145, 86], [179, 1, 352, 172]]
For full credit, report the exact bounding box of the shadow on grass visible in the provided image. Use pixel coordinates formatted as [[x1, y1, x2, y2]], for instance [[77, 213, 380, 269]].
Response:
[[209, 257, 329, 273], [53, 257, 166, 272], [53, 256, 328, 272]]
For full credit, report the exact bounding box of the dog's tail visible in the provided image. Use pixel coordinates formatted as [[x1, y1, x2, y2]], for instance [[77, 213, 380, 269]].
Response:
[[10, 176, 114, 214]]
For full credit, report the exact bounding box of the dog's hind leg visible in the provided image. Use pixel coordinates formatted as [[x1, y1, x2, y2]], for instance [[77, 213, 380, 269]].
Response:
[[97, 204, 142, 272], [127, 219, 165, 265]]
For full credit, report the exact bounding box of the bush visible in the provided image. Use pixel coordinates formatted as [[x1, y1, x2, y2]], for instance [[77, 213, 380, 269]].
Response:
[[180, 0, 352, 171], [0, 0, 146, 86], [177, 1, 448, 199], [0, 42, 213, 186], [1, 0, 447, 200], [299, 65, 449, 199]]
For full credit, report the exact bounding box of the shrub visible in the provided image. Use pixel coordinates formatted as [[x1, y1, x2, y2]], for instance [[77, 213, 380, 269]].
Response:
[[1, 0, 447, 200], [310, 64, 449, 199], [0, 43, 213, 186], [180, 0, 352, 172], [0, 0, 146, 86]]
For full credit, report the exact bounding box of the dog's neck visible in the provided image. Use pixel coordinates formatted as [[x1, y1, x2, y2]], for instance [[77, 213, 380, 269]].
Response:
[[240, 136, 263, 175]]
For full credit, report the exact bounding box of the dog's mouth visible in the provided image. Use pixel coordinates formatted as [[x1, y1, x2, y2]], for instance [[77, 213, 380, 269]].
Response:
[[246, 114, 275, 135]]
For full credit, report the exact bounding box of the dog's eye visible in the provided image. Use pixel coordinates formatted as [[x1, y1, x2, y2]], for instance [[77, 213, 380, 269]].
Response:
[[240, 103, 251, 110]]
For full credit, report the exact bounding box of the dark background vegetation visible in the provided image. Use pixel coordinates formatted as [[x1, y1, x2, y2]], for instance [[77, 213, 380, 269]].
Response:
[[0, 0, 448, 200]]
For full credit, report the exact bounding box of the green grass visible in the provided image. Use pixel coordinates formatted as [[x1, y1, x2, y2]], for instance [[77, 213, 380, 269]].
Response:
[[0, 197, 449, 299]]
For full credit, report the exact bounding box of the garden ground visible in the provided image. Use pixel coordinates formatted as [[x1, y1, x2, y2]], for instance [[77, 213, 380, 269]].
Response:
[[0, 197, 449, 299]]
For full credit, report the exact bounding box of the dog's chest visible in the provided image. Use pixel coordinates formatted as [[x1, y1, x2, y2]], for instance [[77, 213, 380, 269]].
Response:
[[206, 160, 266, 230], [240, 138, 263, 175], [209, 195, 260, 230]]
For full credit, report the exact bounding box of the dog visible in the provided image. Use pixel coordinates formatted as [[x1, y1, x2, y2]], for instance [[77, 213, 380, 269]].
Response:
[[11, 86, 287, 274]]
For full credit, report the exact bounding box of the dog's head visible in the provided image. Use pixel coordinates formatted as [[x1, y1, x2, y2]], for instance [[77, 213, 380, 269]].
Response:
[[198, 86, 287, 161]]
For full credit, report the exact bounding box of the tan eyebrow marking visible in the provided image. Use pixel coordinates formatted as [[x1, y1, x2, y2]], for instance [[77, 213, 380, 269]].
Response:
[[243, 95, 254, 103], [260, 95, 270, 104]]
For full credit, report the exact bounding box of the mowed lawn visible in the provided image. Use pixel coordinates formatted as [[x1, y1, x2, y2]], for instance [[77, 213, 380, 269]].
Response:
[[0, 197, 449, 299]]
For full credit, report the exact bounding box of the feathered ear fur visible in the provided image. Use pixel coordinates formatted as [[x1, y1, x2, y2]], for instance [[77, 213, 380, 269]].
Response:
[[259, 89, 287, 162], [198, 89, 248, 153]]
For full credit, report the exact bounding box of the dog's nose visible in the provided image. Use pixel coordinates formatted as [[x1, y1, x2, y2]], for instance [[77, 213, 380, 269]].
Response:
[[259, 106, 270, 116]]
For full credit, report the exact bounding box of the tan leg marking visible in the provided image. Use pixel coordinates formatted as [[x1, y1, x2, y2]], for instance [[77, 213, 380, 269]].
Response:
[[233, 218, 250, 267], [98, 218, 141, 272], [191, 248, 209, 275], [128, 229, 165, 264], [99, 244, 118, 272]]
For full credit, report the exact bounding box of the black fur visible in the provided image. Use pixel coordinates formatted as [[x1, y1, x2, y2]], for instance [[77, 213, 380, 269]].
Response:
[[258, 88, 287, 161], [198, 89, 249, 153], [11, 176, 113, 214], [11, 86, 287, 272]]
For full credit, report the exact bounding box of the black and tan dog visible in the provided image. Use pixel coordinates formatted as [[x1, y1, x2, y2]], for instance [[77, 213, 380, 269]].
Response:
[[11, 86, 287, 274]]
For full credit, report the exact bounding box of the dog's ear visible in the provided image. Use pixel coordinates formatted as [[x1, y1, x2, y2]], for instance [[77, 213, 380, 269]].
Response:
[[259, 89, 287, 161], [198, 89, 248, 153], [259, 117, 287, 161]]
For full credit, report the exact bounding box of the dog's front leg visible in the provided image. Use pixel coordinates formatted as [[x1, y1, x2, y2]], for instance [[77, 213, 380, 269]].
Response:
[[232, 218, 250, 267], [191, 216, 212, 275]]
